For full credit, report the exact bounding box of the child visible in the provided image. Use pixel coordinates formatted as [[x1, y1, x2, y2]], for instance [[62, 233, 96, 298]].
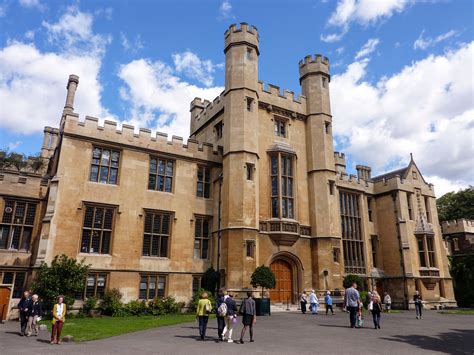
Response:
[[356, 300, 364, 328]]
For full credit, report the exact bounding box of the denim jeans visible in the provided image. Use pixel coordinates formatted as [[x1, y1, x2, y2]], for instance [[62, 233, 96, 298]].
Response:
[[326, 304, 334, 314], [310, 303, 318, 314], [372, 312, 381, 327], [217, 316, 225, 338], [415, 303, 422, 318], [198, 316, 209, 339]]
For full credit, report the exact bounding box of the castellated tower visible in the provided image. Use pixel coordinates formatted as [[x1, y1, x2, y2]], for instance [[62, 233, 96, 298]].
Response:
[[299, 55, 343, 289], [221, 23, 260, 289]]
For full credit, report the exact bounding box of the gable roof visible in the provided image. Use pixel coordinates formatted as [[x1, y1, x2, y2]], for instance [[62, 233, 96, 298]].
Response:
[[371, 154, 428, 184]]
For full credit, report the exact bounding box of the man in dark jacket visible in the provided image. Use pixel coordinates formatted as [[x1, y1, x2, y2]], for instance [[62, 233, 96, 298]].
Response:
[[26, 294, 43, 336], [17, 291, 31, 336]]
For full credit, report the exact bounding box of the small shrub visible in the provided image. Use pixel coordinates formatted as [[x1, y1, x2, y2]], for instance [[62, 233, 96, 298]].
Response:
[[79, 297, 98, 317], [125, 300, 148, 316], [148, 296, 184, 315], [190, 289, 215, 312], [100, 288, 124, 316]]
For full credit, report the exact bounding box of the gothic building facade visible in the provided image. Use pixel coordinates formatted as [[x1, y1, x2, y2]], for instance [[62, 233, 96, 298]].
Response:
[[0, 23, 456, 319]]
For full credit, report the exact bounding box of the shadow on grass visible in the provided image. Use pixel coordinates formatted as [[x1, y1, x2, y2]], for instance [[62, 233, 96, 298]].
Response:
[[382, 329, 474, 355]]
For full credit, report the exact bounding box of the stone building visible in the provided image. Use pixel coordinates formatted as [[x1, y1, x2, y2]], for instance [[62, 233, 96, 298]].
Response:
[[0, 23, 456, 319], [442, 219, 474, 255]]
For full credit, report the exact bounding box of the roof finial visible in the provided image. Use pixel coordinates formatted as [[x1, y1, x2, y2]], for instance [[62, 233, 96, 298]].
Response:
[[410, 152, 414, 161]]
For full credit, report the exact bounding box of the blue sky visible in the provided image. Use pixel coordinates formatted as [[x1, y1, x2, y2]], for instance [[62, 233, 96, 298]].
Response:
[[0, 0, 473, 196]]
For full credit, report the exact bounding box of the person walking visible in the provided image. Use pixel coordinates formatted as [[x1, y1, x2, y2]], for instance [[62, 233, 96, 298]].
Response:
[[196, 292, 212, 340], [300, 290, 308, 314], [344, 282, 360, 328], [216, 289, 226, 341], [223, 294, 238, 343], [26, 294, 42, 337], [239, 291, 256, 344], [414, 291, 423, 319], [51, 296, 66, 344], [325, 291, 334, 315], [383, 292, 392, 313], [371, 296, 383, 329], [309, 290, 319, 315], [17, 291, 31, 336]]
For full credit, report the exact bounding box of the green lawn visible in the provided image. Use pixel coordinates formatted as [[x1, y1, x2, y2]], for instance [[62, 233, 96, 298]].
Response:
[[438, 309, 474, 315], [40, 314, 197, 342]]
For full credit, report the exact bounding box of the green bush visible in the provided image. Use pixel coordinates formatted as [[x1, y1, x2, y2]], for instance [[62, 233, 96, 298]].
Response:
[[359, 291, 369, 309], [190, 289, 215, 312], [100, 288, 124, 316], [148, 296, 184, 315], [79, 297, 98, 317], [251, 265, 276, 298], [343, 274, 364, 290], [124, 300, 148, 316], [32, 254, 90, 311], [450, 255, 474, 307], [201, 267, 219, 294]]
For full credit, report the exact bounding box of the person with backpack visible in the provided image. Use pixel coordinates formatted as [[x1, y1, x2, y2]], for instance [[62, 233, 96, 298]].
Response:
[[196, 292, 212, 340], [239, 291, 256, 344], [223, 294, 238, 343], [216, 289, 227, 341]]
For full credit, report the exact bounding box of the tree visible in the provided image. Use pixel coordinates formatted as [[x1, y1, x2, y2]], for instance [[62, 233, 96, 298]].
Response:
[[6, 152, 28, 171], [437, 187, 474, 222], [251, 265, 276, 298], [29, 154, 46, 173], [201, 267, 219, 293], [343, 274, 364, 290], [32, 254, 90, 310], [449, 255, 474, 307]]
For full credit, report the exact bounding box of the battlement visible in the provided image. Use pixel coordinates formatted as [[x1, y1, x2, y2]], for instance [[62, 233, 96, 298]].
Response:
[[191, 92, 225, 133], [224, 22, 259, 54], [299, 54, 330, 81], [257, 81, 305, 104], [63, 113, 222, 163], [337, 172, 374, 190], [334, 151, 346, 174], [442, 219, 474, 234]]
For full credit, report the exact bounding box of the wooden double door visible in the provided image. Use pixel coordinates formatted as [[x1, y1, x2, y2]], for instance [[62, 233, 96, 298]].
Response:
[[269, 260, 293, 303], [0, 286, 11, 321]]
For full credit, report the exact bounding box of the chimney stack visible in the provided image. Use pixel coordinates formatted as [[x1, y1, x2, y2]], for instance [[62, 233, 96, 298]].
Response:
[[64, 74, 79, 112]]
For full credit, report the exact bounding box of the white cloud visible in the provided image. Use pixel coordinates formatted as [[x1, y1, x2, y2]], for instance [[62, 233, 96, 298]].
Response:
[[7, 141, 22, 150], [42, 5, 111, 55], [321, 30, 347, 43], [0, 7, 114, 135], [19, 0, 45, 11], [336, 47, 345, 55], [218, 1, 234, 20], [120, 32, 144, 54], [322, 0, 412, 42], [118, 58, 223, 140], [25, 30, 35, 40], [424, 175, 470, 198], [331, 42, 474, 188], [354, 38, 380, 60], [413, 29, 459, 50], [172, 51, 221, 87]]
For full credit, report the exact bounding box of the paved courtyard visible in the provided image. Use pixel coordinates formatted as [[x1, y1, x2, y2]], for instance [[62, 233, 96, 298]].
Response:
[[1, 310, 473, 355]]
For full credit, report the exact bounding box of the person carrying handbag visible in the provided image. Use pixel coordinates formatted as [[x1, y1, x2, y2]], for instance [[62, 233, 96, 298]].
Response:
[[196, 292, 212, 340], [239, 291, 256, 344], [371, 296, 383, 329]]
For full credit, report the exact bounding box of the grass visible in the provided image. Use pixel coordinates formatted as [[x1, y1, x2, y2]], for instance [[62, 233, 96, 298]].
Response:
[[39, 314, 197, 342], [438, 309, 474, 315]]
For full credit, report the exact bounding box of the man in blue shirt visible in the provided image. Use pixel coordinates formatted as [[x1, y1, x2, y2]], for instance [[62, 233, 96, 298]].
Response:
[[344, 283, 360, 328]]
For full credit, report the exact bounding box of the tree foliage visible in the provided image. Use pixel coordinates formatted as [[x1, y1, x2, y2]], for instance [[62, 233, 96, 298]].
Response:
[[343, 274, 364, 290], [251, 265, 276, 298], [0, 149, 45, 173], [437, 187, 474, 222], [32, 254, 90, 310], [201, 267, 219, 293], [449, 255, 474, 307]]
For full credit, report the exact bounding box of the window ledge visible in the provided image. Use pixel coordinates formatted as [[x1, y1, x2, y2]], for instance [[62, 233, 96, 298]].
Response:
[[0, 249, 31, 254], [87, 181, 119, 187], [78, 253, 113, 257], [147, 189, 174, 195], [141, 256, 170, 260]]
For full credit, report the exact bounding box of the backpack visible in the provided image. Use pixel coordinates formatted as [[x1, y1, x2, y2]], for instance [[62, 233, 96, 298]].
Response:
[[205, 302, 212, 314], [218, 302, 228, 317]]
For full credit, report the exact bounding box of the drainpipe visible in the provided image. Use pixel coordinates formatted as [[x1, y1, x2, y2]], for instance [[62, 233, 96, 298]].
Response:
[[392, 191, 409, 310], [216, 172, 223, 291]]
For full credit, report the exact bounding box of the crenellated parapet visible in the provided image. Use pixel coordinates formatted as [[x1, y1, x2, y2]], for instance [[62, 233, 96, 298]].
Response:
[[257, 81, 306, 104], [442, 219, 474, 234], [299, 54, 330, 83], [224, 22, 259, 55], [63, 113, 222, 163], [336, 171, 375, 191], [190, 92, 225, 135], [334, 151, 346, 174]]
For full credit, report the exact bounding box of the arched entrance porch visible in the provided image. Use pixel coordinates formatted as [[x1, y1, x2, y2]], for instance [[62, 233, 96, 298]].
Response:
[[267, 252, 303, 304]]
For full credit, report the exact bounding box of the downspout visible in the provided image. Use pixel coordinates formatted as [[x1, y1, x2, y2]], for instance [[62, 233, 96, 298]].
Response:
[[216, 172, 223, 291], [392, 191, 409, 309]]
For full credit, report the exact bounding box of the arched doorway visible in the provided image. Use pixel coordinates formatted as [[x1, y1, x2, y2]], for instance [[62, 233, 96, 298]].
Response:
[[270, 259, 293, 304]]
